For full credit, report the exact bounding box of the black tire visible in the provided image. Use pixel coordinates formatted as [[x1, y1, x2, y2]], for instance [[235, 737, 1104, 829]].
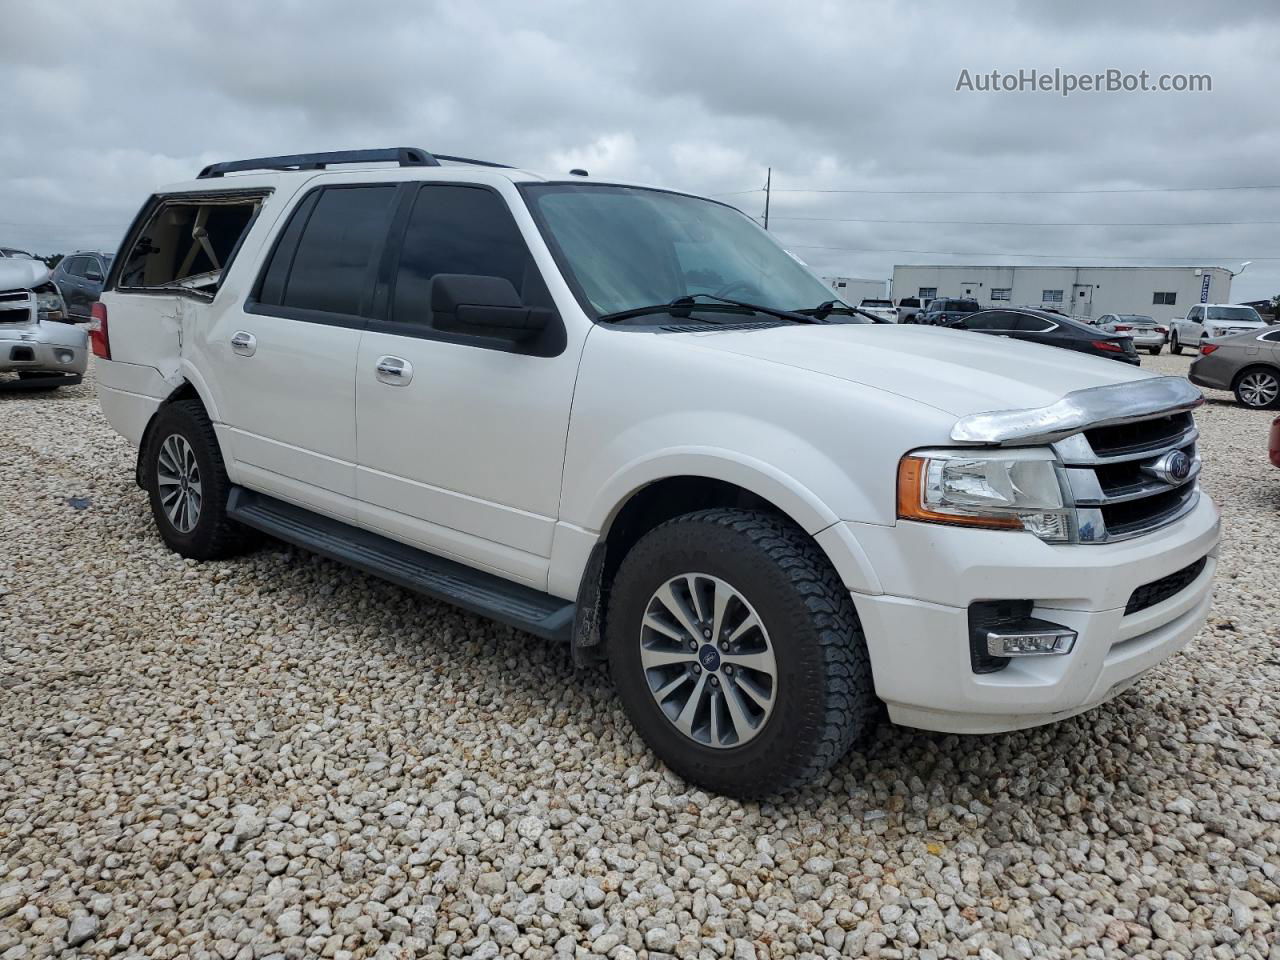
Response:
[[1232, 365, 1280, 410], [1170, 333, 1182, 355], [606, 509, 876, 797], [1149, 345, 1162, 356], [143, 399, 254, 560]]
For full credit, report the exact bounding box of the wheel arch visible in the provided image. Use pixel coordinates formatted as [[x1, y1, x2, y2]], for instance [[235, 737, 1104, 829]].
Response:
[[134, 376, 221, 488], [565, 461, 883, 665]]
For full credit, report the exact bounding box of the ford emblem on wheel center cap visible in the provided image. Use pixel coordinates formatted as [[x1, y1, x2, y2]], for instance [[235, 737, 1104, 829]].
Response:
[[698, 645, 721, 671]]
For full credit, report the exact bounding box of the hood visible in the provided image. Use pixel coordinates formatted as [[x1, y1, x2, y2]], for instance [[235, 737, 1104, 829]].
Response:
[[0, 258, 51, 291], [673, 323, 1152, 419]]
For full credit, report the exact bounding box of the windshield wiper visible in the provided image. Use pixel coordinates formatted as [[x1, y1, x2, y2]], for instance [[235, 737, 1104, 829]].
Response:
[[597, 294, 817, 325], [795, 300, 889, 323]]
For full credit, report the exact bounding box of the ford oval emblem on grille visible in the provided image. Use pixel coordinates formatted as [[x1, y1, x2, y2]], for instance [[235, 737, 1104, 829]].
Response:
[[1147, 450, 1192, 484]]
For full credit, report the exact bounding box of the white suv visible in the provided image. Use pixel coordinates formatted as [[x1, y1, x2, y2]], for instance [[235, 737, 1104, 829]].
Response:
[[93, 148, 1220, 796]]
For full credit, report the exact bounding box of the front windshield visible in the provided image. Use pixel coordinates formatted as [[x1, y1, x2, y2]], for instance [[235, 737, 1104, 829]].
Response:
[[522, 183, 859, 319], [1206, 306, 1262, 322]]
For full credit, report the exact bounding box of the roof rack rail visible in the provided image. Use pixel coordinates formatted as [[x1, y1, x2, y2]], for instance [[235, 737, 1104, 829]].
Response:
[[196, 147, 512, 179]]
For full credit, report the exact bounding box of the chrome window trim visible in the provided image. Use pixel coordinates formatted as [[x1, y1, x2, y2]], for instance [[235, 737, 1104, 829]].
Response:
[[950, 377, 1204, 445]]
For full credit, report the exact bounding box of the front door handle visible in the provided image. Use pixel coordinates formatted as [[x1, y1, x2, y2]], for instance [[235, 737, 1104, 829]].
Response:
[[230, 331, 257, 356], [375, 355, 413, 385]]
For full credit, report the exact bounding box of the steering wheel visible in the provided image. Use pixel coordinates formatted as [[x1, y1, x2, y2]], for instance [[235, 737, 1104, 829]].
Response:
[[713, 280, 758, 299]]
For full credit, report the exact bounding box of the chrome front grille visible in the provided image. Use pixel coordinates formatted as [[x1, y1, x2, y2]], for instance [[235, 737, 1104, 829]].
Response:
[[1055, 412, 1200, 542], [0, 288, 34, 323]]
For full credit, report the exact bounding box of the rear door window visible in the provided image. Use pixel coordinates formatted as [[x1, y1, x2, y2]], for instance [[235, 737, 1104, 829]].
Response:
[[269, 186, 397, 317]]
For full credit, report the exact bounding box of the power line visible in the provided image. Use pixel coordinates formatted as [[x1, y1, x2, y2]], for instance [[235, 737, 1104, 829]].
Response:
[[782, 242, 1280, 260], [716, 183, 1280, 196], [771, 217, 1280, 227]]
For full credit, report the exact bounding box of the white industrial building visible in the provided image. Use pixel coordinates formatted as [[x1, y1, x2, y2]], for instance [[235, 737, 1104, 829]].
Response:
[[889, 265, 1233, 320], [820, 276, 890, 302]]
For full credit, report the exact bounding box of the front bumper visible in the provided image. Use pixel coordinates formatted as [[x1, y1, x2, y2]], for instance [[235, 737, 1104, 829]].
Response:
[[0, 320, 89, 378], [846, 493, 1221, 733]]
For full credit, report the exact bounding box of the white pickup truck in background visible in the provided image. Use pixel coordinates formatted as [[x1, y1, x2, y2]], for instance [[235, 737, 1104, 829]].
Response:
[[1169, 303, 1268, 355]]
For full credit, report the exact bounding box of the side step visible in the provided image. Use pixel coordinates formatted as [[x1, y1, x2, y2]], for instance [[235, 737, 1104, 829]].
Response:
[[226, 488, 576, 642]]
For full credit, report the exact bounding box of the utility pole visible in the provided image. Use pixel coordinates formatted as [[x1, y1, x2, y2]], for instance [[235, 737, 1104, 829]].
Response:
[[763, 167, 771, 230]]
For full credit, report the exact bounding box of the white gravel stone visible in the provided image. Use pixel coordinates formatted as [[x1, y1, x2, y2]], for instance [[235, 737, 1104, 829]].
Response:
[[0, 355, 1277, 959]]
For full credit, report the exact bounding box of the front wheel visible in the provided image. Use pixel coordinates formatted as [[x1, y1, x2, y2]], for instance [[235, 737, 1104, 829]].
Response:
[[1234, 367, 1280, 409], [1170, 333, 1183, 355], [606, 509, 876, 797]]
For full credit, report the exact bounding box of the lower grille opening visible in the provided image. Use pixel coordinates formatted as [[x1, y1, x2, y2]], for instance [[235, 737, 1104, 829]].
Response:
[[9, 346, 34, 362], [1100, 484, 1197, 537], [1125, 556, 1208, 615]]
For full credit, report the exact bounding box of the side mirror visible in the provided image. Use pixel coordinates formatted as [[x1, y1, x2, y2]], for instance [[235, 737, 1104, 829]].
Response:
[[86, 269, 103, 282], [431, 274, 552, 339]]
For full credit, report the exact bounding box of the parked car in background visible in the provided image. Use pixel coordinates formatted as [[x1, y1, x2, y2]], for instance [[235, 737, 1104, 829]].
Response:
[[0, 257, 88, 389], [1169, 303, 1267, 355], [2, 247, 67, 321], [858, 298, 898, 323], [1095, 313, 1168, 355], [52, 252, 114, 321], [92, 146, 1218, 797], [1189, 326, 1280, 409], [896, 296, 924, 323], [918, 297, 979, 327], [959, 308, 1140, 365]]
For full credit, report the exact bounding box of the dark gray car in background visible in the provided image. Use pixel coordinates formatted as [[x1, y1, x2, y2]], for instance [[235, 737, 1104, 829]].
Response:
[[1189, 325, 1280, 409], [51, 252, 113, 321]]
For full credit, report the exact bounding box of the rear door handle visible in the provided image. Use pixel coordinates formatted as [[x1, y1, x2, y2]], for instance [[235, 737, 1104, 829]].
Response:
[[375, 355, 413, 385], [230, 331, 257, 356]]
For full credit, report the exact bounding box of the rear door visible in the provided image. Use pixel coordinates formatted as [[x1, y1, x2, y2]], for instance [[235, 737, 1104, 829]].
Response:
[[201, 183, 398, 518], [353, 181, 583, 587], [59, 256, 92, 317]]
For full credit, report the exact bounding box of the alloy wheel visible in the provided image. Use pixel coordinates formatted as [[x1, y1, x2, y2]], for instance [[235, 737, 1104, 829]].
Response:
[[156, 433, 203, 533], [1239, 371, 1280, 408], [638, 573, 778, 749]]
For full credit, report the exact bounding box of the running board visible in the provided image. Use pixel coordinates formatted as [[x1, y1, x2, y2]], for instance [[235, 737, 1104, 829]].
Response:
[[226, 488, 575, 642]]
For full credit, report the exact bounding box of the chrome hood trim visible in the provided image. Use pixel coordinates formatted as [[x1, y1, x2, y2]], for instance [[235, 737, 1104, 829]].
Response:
[[951, 377, 1204, 445]]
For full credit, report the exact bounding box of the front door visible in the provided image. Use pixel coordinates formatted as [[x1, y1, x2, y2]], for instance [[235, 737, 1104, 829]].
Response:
[[201, 183, 399, 518], [355, 182, 584, 588], [1072, 283, 1093, 318]]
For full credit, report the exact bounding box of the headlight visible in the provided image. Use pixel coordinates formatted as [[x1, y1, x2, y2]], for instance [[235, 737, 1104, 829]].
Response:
[[897, 448, 1071, 542], [36, 291, 64, 311]]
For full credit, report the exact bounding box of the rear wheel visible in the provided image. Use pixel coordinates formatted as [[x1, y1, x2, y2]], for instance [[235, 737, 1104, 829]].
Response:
[[1149, 345, 1162, 356], [143, 399, 255, 560], [606, 509, 877, 797], [1234, 367, 1280, 409]]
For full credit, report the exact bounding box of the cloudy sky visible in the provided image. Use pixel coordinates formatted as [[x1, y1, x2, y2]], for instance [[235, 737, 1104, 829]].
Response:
[[3, 0, 1279, 301]]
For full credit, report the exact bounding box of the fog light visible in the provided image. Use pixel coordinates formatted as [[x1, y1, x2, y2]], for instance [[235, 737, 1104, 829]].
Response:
[[986, 619, 1077, 657], [56, 350, 73, 363]]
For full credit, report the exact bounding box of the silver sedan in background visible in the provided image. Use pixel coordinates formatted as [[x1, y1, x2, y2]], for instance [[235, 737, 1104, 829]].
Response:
[[1095, 313, 1169, 355], [1189, 325, 1280, 409]]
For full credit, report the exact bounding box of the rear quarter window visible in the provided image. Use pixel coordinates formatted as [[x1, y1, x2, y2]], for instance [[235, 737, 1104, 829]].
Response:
[[116, 192, 267, 297]]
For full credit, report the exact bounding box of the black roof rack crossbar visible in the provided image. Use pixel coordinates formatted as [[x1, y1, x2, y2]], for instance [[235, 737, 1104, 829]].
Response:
[[197, 147, 513, 178], [197, 148, 440, 179]]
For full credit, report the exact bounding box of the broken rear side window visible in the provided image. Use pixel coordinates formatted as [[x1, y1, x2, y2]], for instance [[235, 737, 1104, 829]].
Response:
[[118, 194, 266, 295]]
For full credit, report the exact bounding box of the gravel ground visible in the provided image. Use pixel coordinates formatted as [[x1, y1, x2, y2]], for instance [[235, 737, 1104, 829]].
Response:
[[1, 354, 1277, 960]]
